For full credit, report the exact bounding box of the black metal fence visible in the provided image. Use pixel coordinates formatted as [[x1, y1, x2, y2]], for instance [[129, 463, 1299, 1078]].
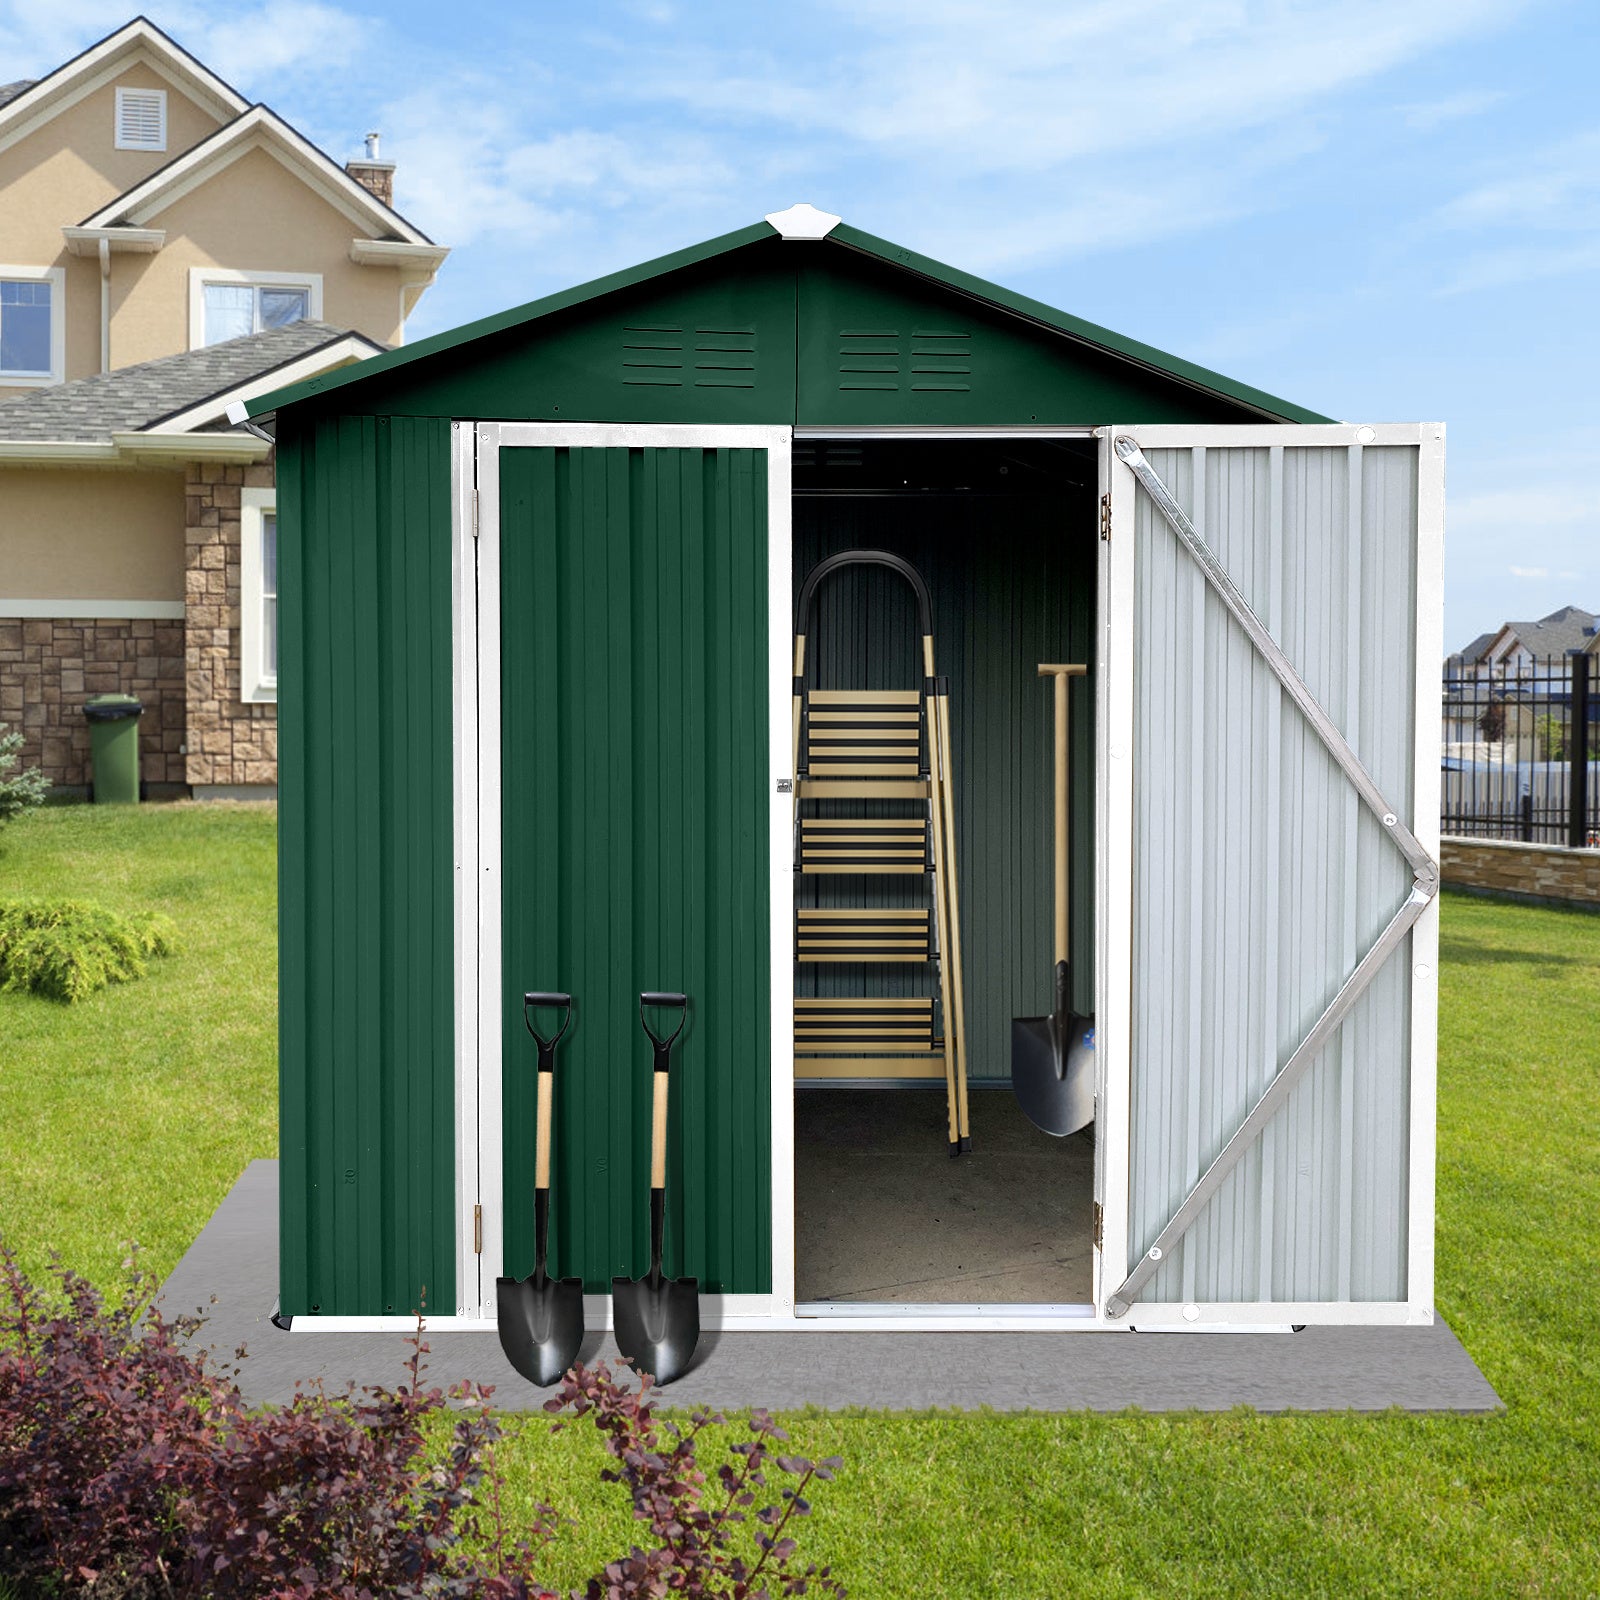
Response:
[[1442, 652, 1598, 846]]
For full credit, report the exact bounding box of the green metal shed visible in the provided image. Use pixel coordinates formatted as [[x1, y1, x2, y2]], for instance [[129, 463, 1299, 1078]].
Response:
[[245, 204, 1443, 1337]]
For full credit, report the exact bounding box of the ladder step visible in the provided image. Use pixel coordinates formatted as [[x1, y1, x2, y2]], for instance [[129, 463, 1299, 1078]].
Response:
[[795, 995, 937, 1053], [796, 907, 934, 962], [798, 816, 931, 874], [802, 690, 924, 780]]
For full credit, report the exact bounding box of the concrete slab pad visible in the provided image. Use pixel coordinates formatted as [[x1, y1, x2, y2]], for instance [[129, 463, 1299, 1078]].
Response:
[[158, 1161, 1503, 1414]]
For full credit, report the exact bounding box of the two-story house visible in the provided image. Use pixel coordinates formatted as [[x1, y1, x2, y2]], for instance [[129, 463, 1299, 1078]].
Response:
[[0, 16, 447, 796]]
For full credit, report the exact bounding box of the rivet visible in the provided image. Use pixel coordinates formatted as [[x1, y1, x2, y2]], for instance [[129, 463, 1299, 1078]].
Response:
[[1415, 963, 1431, 978], [1182, 1302, 1200, 1321], [1383, 813, 1397, 826], [1355, 425, 1376, 445], [1148, 1245, 1163, 1261]]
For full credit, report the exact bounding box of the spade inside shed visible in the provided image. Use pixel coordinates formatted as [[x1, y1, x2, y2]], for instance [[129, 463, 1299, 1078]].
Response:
[[247, 205, 1443, 1335]]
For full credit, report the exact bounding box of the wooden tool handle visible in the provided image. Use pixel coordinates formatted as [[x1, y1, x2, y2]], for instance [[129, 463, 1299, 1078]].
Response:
[[650, 1071, 669, 1189], [535, 1072, 553, 1191], [1037, 665, 1086, 965]]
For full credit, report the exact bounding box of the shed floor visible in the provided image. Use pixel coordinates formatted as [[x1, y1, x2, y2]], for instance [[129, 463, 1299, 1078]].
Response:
[[794, 1087, 1094, 1304], [158, 1162, 1502, 1413]]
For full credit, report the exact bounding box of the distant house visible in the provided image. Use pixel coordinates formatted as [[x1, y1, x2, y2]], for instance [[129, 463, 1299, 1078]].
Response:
[[0, 18, 448, 797]]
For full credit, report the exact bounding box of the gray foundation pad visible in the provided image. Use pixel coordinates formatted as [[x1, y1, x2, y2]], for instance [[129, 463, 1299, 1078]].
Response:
[[158, 1162, 1502, 1414]]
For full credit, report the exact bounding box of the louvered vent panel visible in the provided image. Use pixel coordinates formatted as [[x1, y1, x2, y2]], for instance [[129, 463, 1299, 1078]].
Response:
[[839, 328, 900, 391], [694, 326, 756, 388], [621, 325, 684, 386], [115, 87, 166, 151], [911, 328, 971, 392]]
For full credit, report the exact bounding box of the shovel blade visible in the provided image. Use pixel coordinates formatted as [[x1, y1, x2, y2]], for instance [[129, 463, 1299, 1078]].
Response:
[[496, 1274, 585, 1387], [611, 1273, 700, 1385], [1011, 1011, 1095, 1137]]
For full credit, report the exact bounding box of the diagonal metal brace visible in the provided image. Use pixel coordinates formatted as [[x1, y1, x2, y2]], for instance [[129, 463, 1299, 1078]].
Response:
[[1104, 434, 1439, 1318]]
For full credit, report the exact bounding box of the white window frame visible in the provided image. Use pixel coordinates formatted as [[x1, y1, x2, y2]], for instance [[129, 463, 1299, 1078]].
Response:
[[0, 264, 65, 386], [189, 268, 322, 350], [240, 486, 277, 704], [114, 85, 167, 151]]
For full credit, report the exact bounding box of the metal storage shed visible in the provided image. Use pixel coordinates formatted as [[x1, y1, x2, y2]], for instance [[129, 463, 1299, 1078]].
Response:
[[243, 204, 1442, 1336]]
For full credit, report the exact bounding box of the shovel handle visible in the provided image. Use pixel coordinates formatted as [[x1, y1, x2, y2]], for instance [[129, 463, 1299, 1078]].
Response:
[[651, 1071, 669, 1190], [1037, 666, 1086, 965], [535, 1073, 553, 1191]]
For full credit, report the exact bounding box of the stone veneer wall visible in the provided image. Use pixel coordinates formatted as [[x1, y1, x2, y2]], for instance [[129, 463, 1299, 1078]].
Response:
[[1441, 836, 1600, 910], [0, 617, 187, 790], [184, 459, 277, 790]]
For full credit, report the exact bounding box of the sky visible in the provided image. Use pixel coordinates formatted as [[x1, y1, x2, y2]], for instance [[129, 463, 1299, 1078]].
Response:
[[4, 0, 1596, 652]]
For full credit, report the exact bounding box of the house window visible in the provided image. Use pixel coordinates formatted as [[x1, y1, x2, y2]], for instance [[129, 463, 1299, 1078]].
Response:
[[241, 487, 278, 703], [0, 266, 65, 384], [115, 86, 167, 150], [189, 269, 322, 349]]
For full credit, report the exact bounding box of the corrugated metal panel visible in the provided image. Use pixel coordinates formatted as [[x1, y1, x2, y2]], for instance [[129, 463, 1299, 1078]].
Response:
[[1130, 442, 1418, 1304], [793, 490, 1097, 1078], [277, 414, 456, 1317], [498, 446, 770, 1294]]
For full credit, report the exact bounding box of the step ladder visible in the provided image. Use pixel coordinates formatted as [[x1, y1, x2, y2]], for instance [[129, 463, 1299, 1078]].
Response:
[[790, 550, 971, 1156]]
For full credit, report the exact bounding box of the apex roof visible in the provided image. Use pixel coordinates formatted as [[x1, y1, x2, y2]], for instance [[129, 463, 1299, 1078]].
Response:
[[245, 208, 1334, 426], [1492, 606, 1600, 658]]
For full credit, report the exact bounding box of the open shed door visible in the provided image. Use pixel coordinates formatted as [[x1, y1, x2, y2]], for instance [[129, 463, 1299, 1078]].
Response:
[[456, 423, 792, 1321], [1097, 424, 1443, 1328]]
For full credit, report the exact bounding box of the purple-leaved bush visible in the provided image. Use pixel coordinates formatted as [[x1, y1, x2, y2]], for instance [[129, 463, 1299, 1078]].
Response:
[[0, 1242, 843, 1599]]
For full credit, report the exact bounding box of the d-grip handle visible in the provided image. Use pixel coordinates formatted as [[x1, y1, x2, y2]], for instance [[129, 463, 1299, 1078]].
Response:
[[640, 992, 688, 1193], [523, 992, 571, 1199]]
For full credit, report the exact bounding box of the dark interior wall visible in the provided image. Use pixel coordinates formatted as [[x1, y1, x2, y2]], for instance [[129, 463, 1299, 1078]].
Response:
[[793, 442, 1097, 1081]]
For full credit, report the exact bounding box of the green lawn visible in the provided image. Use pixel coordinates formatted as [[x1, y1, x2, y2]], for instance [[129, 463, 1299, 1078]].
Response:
[[0, 803, 277, 1287], [1, 804, 1596, 1595]]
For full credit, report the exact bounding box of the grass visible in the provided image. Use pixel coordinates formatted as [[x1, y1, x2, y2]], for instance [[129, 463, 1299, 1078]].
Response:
[[0, 803, 277, 1288], [1, 804, 1596, 1594]]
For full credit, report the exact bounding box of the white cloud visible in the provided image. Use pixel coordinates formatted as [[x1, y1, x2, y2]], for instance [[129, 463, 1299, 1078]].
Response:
[[1401, 88, 1506, 129], [1509, 565, 1550, 579], [0, 0, 367, 88]]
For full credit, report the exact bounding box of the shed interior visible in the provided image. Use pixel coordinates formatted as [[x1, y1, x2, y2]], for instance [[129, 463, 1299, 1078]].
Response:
[[790, 437, 1099, 1306]]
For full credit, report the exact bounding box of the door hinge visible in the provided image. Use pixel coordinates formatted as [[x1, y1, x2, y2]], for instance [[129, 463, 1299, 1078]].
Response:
[[473, 1204, 483, 1254], [1099, 491, 1112, 541], [1092, 1201, 1104, 1250], [472, 488, 481, 540]]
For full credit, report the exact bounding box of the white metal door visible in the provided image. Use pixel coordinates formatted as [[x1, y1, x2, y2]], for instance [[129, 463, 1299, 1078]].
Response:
[[1098, 424, 1444, 1328]]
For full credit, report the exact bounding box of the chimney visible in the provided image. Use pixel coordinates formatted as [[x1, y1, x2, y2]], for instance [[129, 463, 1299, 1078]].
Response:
[[345, 130, 395, 208]]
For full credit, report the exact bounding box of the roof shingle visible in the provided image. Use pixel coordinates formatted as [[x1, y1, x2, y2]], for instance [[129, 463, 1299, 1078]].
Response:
[[0, 322, 370, 442]]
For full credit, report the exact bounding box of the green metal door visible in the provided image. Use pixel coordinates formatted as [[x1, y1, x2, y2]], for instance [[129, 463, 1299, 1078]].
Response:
[[498, 444, 772, 1295]]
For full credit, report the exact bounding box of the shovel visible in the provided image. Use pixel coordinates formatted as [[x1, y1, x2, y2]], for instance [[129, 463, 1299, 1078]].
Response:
[[1012, 664, 1096, 1137], [496, 992, 585, 1386], [612, 992, 699, 1384]]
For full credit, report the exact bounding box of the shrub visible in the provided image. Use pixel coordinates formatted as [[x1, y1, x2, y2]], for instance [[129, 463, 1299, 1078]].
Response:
[[0, 1245, 845, 1599], [0, 899, 178, 1003], [0, 724, 48, 828]]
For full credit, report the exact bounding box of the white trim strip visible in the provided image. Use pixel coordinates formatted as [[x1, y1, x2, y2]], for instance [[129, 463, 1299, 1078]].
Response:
[[155, 333, 381, 434], [451, 422, 483, 1318], [794, 425, 1098, 440], [0, 598, 184, 619]]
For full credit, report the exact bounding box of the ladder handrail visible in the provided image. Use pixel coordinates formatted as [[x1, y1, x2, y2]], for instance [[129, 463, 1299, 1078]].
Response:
[[793, 549, 933, 642]]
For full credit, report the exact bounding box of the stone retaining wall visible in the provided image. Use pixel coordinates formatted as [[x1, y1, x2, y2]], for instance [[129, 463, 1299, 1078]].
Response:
[[0, 617, 187, 790], [1441, 836, 1600, 910]]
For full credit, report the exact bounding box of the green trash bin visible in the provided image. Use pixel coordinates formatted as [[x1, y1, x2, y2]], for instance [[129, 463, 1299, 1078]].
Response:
[[84, 693, 143, 804]]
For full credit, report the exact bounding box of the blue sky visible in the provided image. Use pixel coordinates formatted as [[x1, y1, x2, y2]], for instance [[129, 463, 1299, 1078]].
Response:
[[6, 0, 1596, 651]]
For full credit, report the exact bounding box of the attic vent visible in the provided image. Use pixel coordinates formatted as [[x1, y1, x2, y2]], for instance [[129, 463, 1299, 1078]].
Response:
[[839, 328, 900, 391], [911, 328, 971, 392], [115, 86, 166, 151], [622, 325, 684, 386], [693, 326, 756, 389]]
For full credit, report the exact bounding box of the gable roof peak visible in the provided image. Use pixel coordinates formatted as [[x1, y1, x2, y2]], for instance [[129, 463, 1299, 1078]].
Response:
[[0, 16, 250, 152]]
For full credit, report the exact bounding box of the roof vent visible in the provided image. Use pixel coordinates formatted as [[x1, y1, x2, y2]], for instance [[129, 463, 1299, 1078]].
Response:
[[115, 86, 166, 151]]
